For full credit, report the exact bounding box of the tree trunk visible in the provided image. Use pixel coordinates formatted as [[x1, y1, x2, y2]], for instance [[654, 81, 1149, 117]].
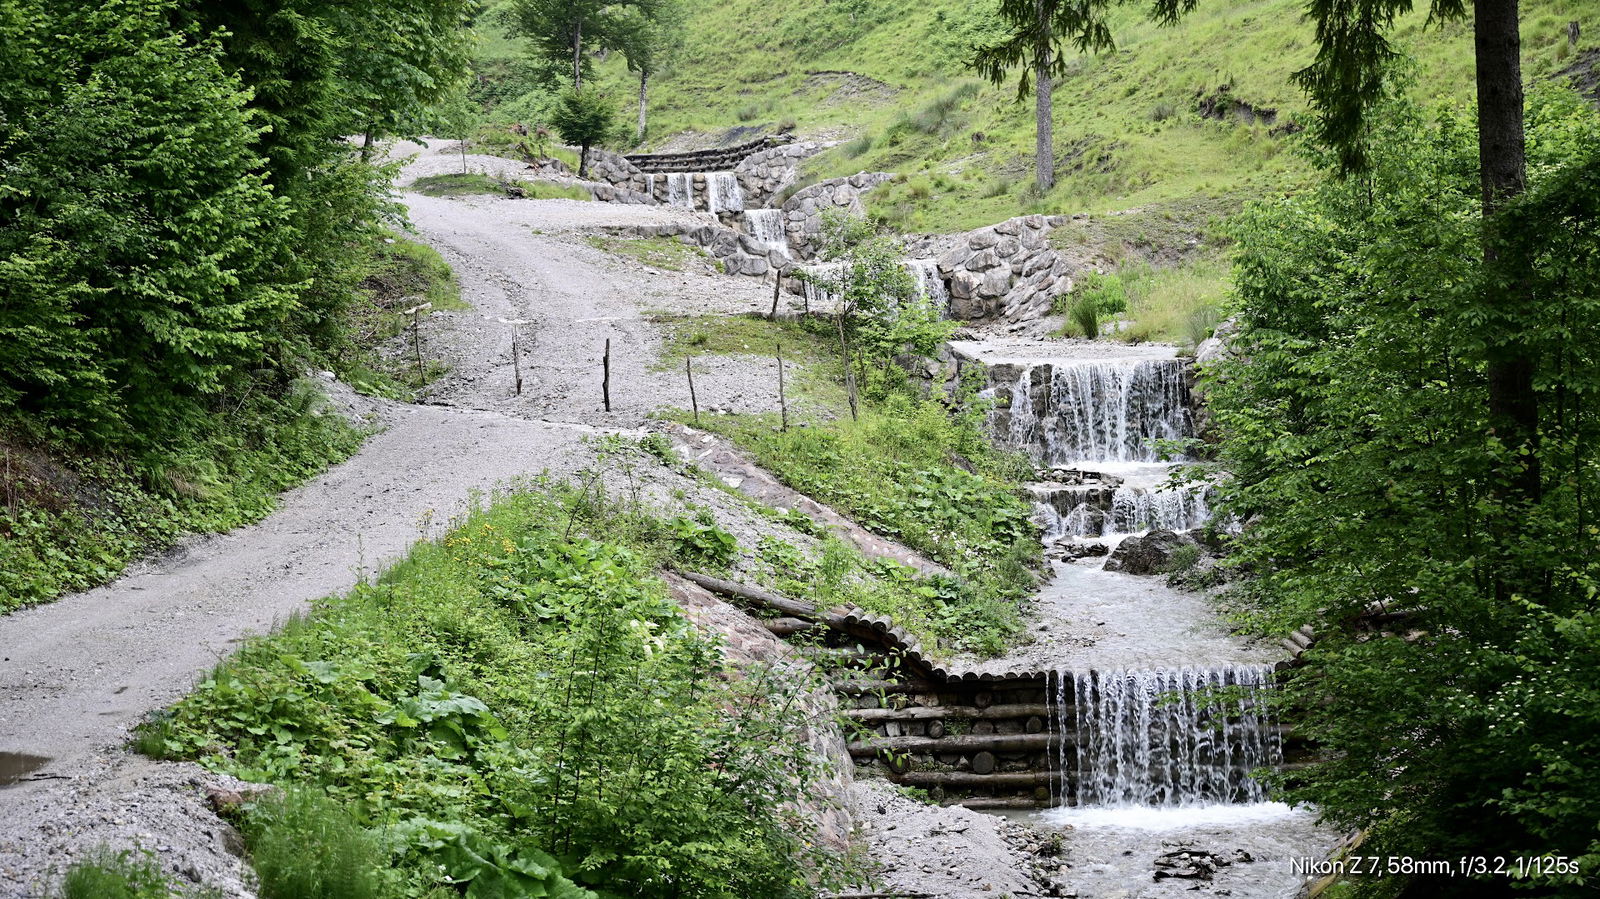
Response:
[[1474, 0, 1538, 503], [578, 140, 590, 178], [1034, 0, 1054, 193], [1034, 61, 1053, 193], [637, 70, 649, 142], [573, 20, 583, 90], [359, 129, 374, 163]]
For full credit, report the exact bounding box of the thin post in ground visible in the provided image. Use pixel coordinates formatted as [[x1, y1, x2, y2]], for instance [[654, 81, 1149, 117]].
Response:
[[686, 356, 699, 422]]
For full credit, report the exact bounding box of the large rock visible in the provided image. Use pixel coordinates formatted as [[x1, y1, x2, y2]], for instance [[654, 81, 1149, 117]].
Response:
[[1195, 315, 1240, 367], [1103, 529, 1200, 575]]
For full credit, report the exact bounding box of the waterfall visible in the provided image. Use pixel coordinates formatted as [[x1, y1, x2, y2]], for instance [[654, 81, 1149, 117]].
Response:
[[904, 259, 950, 309], [1031, 484, 1211, 539], [1001, 360, 1193, 465], [797, 262, 843, 310], [644, 173, 656, 199], [665, 173, 694, 209], [707, 173, 745, 214], [744, 209, 790, 257], [1051, 666, 1280, 808]]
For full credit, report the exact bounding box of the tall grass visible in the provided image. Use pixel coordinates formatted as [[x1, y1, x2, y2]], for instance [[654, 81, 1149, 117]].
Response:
[[244, 789, 386, 899], [1114, 256, 1233, 345], [53, 848, 211, 899]]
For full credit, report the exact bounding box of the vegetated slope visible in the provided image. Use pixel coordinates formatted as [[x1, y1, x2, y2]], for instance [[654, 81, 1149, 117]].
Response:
[[477, 0, 1589, 231]]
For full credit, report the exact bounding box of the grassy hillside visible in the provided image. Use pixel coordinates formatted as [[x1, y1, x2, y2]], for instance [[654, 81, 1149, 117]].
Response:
[[474, 0, 1591, 232]]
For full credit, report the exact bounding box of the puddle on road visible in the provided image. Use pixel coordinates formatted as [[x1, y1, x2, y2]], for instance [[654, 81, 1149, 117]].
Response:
[[0, 752, 52, 786]]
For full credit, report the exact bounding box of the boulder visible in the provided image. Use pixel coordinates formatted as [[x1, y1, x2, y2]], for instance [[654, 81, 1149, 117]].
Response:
[[1103, 529, 1199, 575], [966, 249, 1003, 272], [978, 269, 1013, 298], [948, 269, 982, 300], [1195, 315, 1240, 367], [968, 230, 1000, 250]]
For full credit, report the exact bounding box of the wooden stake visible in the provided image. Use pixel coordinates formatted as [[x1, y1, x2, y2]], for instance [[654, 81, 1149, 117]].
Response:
[[836, 314, 858, 421], [776, 342, 788, 432], [511, 325, 523, 395], [602, 337, 612, 412], [770, 275, 781, 319], [412, 310, 424, 380], [686, 356, 699, 422], [401, 302, 432, 383]]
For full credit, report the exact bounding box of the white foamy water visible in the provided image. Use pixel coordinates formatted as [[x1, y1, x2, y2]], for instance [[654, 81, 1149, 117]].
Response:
[[998, 359, 1194, 466], [1039, 801, 1302, 830]]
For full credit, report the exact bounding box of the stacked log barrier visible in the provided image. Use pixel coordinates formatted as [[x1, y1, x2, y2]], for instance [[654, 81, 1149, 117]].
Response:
[[625, 134, 792, 173], [682, 570, 1311, 810], [680, 572, 1067, 809]]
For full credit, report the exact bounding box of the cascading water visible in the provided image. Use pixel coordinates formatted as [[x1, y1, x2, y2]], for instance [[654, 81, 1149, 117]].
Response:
[[1001, 360, 1193, 466], [1050, 666, 1281, 808], [904, 259, 950, 309], [743, 209, 790, 257], [664, 173, 694, 209], [797, 262, 843, 310], [707, 172, 744, 214], [1031, 484, 1212, 539]]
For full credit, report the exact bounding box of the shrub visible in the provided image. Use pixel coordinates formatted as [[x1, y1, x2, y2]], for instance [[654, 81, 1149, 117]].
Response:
[[841, 133, 874, 158], [1068, 292, 1101, 339], [244, 789, 385, 899], [52, 848, 197, 899]]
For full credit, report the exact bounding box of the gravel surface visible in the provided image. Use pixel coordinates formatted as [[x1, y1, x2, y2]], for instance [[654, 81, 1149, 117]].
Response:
[[0, 145, 815, 898]]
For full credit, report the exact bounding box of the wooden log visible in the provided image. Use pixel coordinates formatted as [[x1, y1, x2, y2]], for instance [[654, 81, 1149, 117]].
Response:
[[842, 703, 1055, 722], [833, 680, 932, 696], [848, 732, 1069, 756], [947, 798, 1049, 810], [892, 771, 1058, 788], [1025, 716, 1045, 734], [971, 751, 997, 775], [761, 617, 820, 637], [678, 571, 826, 621], [926, 720, 945, 740]]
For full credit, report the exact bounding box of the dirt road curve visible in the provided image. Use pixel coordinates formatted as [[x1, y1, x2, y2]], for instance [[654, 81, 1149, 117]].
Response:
[[0, 149, 785, 897]]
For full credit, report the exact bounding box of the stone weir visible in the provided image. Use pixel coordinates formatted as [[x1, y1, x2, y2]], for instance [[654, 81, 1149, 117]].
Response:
[[625, 134, 792, 173], [677, 572, 1305, 811]]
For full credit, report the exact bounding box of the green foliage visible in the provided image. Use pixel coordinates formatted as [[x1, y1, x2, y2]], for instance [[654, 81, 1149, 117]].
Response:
[[0, 0, 294, 443], [666, 510, 738, 569], [244, 789, 387, 899], [585, 235, 708, 271], [806, 212, 955, 399], [1, 385, 362, 610], [689, 392, 1040, 654], [0, 0, 472, 608], [549, 87, 617, 173], [410, 172, 587, 200], [1209, 89, 1600, 895], [143, 479, 841, 898], [51, 848, 211, 899], [1066, 292, 1101, 339]]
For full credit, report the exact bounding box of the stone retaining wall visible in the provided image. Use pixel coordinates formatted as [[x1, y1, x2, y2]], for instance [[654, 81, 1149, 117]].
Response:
[[779, 172, 896, 259], [734, 141, 827, 209], [936, 214, 1079, 327], [605, 221, 793, 279]]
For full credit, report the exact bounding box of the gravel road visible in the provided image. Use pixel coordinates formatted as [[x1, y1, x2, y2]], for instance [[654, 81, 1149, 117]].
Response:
[[0, 147, 806, 897]]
